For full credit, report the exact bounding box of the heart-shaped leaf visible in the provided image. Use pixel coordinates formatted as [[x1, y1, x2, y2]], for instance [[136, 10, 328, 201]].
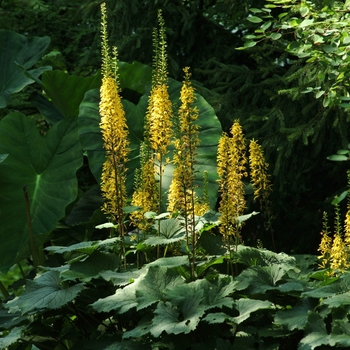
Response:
[[41, 70, 102, 120], [0, 113, 83, 272]]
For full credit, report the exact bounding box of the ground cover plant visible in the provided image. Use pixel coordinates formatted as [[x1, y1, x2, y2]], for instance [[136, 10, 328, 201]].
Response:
[[2, 1, 350, 349]]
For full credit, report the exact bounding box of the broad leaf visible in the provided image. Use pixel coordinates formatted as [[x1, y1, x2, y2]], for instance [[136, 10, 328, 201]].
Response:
[[92, 283, 138, 314], [299, 332, 330, 350], [151, 297, 205, 336], [321, 291, 350, 308], [147, 256, 189, 268], [65, 185, 104, 226], [6, 271, 84, 315], [275, 298, 315, 331], [0, 113, 83, 272], [0, 326, 25, 348], [233, 298, 273, 324], [40, 70, 101, 121], [60, 251, 120, 282], [303, 273, 350, 298], [235, 265, 287, 294], [136, 266, 184, 310], [45, 237, 119, 255], [0, 30, 51, 108], [202, 275, 236, 310]]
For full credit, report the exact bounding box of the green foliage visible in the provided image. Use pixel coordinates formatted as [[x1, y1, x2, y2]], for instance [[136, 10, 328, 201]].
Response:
[[0, 30, 51, 108], [78, 61, 221, 206], [3, 241, 350, 349], [0, 113, 83, 272]]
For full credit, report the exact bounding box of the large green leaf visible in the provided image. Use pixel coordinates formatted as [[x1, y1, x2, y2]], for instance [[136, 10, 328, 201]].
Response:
[[136, 265, 184, 310], [78, 61, 221, 207], [0, 113, 83, 272], [274, 298, 315, 331], [6, 271, 84, 315], [235, 265, 288, 294], [233, 298, 273, 324], [0, 30, 51, 108], [150, 289, 205, 336], [40, 70, 101, 121]]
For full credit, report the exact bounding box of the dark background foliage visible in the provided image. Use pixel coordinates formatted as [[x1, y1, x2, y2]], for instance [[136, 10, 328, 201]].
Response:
[[1, 0, 348, 254]]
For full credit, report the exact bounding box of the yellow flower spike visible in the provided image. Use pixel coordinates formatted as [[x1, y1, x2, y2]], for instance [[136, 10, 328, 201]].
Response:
[[147, 83, 173, 157], [318, 212, 332, 269], [249, 140, 272, 200], [217, 121, 247, 239], [167, 67, 201, 215], [99, 3, 130, 228], [330, 233, 347, 274], [131, 143, 158, 231]]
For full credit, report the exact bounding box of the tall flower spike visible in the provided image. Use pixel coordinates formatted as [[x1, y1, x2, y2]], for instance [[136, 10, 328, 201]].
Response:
[[344, 170, 350, 247], [99, 3, 130, 226], [318, 211, 332, 270], [249, 140, 272, 200], [330, 233, 347, 274], [144, 9, 172, 215], [131, 142, 158, 230], [167, 67, 200, 215], [217, 121, 247, 238]]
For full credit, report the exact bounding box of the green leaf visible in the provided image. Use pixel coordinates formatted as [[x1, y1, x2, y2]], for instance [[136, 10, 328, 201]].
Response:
[[299, 332, 330, 350], [0, 326, 25, 348], [143, 233, 185, 246], [92, 281, 138, 314], [61, 251, 120, 282], [327, 154, 348, 161], [238, 211, 259, 223], [244, 41, 257, 48], [0, 154, 8, 163], [247, 16, 263, 23], [41, 70, 101, 121], [261, 21, 272, 31], [331, 191, 348, 205], [45, 237, 119, 255], [321, 291, 350, 308], [300, 6, 309, 17], [203, 312, 232, 324], [0, 113, 83, 272], [250, 8, 263, 14], [157, 217, 184, 239], [298, 19, 314, 28], [269, 33, 282, 40], [6, 271, 84, 315], [0, 30, 51, 108], [65, 185, 103, 226], [135, 266, 185, 310], [233, 298, 273, 324], [150, 294, 205, 336], [147, 256, 189, 268], [235, 265, 287, 294], [275, 298, 315, 331], [303, 273, 350, 298], [118, 61, 152, 95]]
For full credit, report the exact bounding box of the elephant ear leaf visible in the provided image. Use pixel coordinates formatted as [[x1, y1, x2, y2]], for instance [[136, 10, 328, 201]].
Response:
[[0, 30, 51, 108], [0, 113, 83, 273]]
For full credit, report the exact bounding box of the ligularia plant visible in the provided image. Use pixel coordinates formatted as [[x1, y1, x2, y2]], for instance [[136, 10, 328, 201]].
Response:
[[99, 3, 130, 262]]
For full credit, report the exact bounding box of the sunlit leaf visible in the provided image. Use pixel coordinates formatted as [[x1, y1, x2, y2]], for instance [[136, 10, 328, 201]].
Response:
[[6, 271, 84, 315]]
